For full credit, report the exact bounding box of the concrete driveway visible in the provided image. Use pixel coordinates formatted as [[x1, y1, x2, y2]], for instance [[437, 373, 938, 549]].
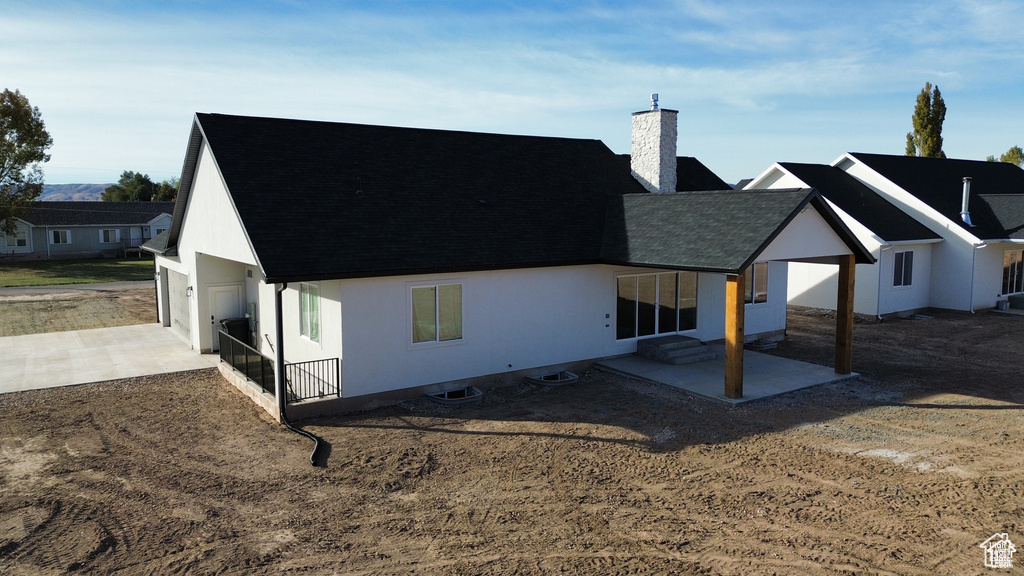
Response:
[[0, 323, 218, 394]]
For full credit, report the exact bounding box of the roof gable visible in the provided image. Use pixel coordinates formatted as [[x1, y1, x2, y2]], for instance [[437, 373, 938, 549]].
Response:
[[602, 188, 873, 273], [157, 113, 872, 280], [778, 162, 940, 242], [848, 153, 1024, 240], [195, 113, 648, 281]]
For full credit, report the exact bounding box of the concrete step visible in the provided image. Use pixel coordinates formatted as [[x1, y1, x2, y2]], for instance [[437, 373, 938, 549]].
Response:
[[636, 335, 716, 365], [661, 350, 718, 365]]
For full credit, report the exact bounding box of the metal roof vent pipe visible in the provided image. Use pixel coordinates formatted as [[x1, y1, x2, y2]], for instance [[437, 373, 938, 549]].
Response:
[[961, 176, 975, 227]]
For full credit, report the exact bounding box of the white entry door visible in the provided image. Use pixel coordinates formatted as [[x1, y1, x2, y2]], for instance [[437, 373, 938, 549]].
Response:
[[209, 284, 243, 352]]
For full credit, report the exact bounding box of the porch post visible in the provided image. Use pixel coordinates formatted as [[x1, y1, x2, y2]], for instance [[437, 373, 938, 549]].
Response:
[[725, 272, 745, 398], [835, 254, 855, 374]]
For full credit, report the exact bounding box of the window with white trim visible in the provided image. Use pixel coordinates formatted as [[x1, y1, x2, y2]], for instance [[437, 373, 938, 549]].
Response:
[[5, 231, 27, 247], [99, 229, 119, 243], [744, 262, 768, 304], [411, 283, 463, 344], [299, 282, 320, 343], [50, 230, 70, 244], [893, 251, 913, 287]]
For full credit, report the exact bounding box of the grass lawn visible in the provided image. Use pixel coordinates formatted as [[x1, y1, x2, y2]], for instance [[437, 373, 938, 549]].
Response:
[[0, 258, 155, 287]]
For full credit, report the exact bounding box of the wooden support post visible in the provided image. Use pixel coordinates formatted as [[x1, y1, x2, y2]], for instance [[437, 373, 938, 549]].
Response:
[[725, 272, 745, 399], [835, 254, 855, 374]]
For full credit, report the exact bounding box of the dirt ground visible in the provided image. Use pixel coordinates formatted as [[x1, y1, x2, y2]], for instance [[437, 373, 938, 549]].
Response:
[[2, 300, 1024, 574], [0, 286, 155, 336]]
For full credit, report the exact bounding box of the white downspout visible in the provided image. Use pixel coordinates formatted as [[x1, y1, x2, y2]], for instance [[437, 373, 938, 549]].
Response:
[[876, 244, 893, 320], [970, 242, 987, 313]]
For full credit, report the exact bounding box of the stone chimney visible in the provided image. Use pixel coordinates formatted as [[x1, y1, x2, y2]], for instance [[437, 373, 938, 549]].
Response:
[[631, 93, 678, 193]]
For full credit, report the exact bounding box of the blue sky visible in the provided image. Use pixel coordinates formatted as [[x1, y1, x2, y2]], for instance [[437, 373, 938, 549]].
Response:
[[2, 0, 1022, 185]]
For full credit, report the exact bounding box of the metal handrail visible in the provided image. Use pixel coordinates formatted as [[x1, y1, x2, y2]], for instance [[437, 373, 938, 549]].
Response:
[[285, 358, 341, 402], [218, 330, 275, 396]]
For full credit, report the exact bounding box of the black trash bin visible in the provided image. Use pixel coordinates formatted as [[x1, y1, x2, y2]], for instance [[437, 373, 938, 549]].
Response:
[[220, 317, 249, 345]]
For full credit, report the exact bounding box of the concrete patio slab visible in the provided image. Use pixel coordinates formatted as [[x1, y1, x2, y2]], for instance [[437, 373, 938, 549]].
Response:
[[0, 323, 218, 394], [595, 344, 857, 404]]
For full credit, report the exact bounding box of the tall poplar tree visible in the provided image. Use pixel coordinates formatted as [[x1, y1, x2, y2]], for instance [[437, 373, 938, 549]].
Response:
[[905, 82, 946, 158]]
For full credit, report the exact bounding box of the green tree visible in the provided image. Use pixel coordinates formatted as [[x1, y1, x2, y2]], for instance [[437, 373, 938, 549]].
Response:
[[102, 171, 157, 202], [905, 82, 946, 158], [0, 89, 53, 236], [154, 177, 179, 201], [986, 146, 1024, 167]]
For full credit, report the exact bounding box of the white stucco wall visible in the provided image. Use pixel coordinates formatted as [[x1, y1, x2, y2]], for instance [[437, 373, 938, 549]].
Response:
[[835, 155, 983, 311], [974, 242, 1024, 309], [788, 244, 934, 317], [154, 140, 259, 351], [278, 264, 790, 399]]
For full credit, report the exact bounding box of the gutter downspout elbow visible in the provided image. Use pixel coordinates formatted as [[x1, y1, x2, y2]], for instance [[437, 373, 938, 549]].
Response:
[[274, 282, 322, 466]]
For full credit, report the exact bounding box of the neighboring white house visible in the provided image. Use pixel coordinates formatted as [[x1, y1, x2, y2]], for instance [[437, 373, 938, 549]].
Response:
[[144, 103, 872, 419], [1, 201, 173, 260], [745, 162, 942, 317], [748, 154, 1024, 315]]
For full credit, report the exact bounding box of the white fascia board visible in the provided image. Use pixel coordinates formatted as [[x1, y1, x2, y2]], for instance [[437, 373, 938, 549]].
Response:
[[744, 163, 786, 189], [833, 153, 984, 246], [817, 196, 885, 250], [886, 238, 943, 246]]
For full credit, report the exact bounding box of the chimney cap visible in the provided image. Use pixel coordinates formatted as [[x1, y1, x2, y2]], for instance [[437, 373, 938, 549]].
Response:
[[650, 93, 659, 111]]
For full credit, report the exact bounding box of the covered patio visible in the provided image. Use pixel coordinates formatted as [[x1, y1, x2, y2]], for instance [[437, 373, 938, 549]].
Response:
[[605, 188, 874, 401], [595, 343, 858, 404]]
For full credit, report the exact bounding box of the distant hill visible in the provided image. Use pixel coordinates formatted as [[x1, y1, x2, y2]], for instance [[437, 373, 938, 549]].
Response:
[[39, 183, 112, 202]]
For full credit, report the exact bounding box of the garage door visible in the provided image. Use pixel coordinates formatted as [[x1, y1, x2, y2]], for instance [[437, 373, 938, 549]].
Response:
[[166, 269, 191, 344]]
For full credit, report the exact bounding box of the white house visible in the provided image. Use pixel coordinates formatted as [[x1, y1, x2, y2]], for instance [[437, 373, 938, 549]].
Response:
[[144, 103, 872, 420], [745, 162, 941, 317], [749, 154, 1024, 315]]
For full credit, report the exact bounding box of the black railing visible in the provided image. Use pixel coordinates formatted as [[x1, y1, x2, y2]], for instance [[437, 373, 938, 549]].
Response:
[[285, 358, 341, 402], [218, 330, 340, 404], [219, 330, 275, 396]]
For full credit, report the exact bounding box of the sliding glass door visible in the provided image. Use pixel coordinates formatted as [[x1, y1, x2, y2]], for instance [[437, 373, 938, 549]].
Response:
[[617, 271, 698, 340]]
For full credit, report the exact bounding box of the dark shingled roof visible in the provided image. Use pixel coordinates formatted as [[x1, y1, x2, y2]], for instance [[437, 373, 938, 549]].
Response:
[[188, 114, 648, 281], [615, 154, 731, 191], [778, 163, 940, 242], [602, 188, 872, 273], [849, 153, 1024, 240], [18, 201, 174, 226], [676, 157, 732, 191], [153, 114, 871, 281]]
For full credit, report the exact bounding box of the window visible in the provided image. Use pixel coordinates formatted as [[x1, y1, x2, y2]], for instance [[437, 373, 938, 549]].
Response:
[[744, 262, 768, 304], [1003, 250, 1024, 295], [412, 283, 463, 344], [299, 282, 320, 343], [156, 228, 167, 236], [4, 231, 27, 247], [616, 271, 698, 340], [99, 229, 119, 243], [50, 230, 70, 244], [893, 251, 914, 287]]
